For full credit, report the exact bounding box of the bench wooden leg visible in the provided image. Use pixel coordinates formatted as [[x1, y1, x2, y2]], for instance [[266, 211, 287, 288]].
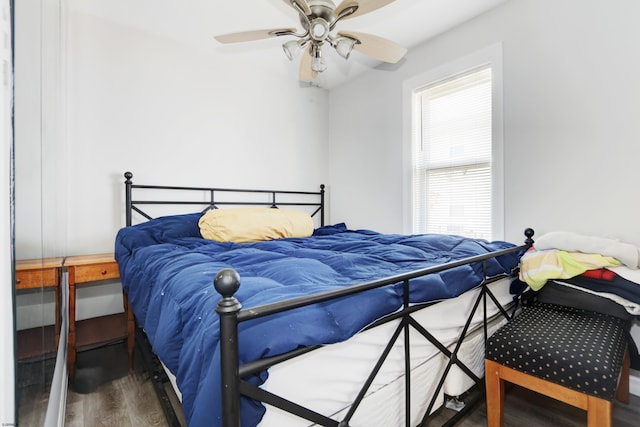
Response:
[[485, 359, 505, 427], [616, 348, 630, 404], [587, 395, 612, 427], [485, 357, 623, 427]]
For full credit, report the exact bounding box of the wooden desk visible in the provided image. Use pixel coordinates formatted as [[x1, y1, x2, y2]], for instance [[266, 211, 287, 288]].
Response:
[[65, 253, 132, 378], [15, 257, 64, 346]]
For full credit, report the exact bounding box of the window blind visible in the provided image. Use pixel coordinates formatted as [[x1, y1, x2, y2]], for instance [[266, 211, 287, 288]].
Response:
[[412, 66, 492, 239]]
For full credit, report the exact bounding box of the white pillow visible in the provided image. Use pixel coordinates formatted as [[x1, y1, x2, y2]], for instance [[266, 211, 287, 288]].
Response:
[[534, 231, 640, 269]]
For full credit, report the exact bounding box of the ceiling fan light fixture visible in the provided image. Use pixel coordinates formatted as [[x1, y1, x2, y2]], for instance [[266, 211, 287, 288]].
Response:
[[311, 56, 327, 72], [310, 45, 327, 72], [334, 36, 357, 59], [282, 39, 304, 61]]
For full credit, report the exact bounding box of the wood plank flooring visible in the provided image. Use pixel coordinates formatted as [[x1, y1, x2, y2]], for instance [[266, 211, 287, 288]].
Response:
[[61, 375, 640, 426], [65, 372, 180, 426], [16, 356, 56, 427], [17, 341, 640, 426], [430, 384, 640, 426], [64, 342, 186, 427]]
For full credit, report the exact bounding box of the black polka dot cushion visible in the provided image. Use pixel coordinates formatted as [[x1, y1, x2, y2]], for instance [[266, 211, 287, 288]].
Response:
[[486, 302, 629, 401]]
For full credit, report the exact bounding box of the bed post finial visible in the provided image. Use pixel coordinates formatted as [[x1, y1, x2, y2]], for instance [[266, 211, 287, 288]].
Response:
[[214, 268, 241, 303], [214, 268, 242, 427], [524, 228, 535, 247]]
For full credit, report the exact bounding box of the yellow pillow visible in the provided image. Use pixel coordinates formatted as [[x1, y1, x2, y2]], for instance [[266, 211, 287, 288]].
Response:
[[199, 208, 314, 243]]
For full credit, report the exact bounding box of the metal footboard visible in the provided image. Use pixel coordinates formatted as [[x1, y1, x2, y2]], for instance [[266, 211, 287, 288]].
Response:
[[215, 231, 533, 427]]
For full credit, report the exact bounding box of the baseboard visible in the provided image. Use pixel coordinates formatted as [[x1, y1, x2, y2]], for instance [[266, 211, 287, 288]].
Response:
[[631, 372, 640, 397]]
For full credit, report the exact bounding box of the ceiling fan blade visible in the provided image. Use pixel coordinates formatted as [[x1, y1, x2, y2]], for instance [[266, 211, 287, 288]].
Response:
[[299, 45, 318, 81], [282, 0, 311, 16], [334, 0, 395, 20], [338, 31, 407, 63], [214, 28, 296, 44]]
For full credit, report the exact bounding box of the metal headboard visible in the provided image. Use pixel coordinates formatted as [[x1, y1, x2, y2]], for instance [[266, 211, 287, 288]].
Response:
[[124, 171, 325, 227]]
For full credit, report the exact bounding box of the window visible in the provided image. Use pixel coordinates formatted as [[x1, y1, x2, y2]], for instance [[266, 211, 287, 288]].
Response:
[[404, 45, 503, 240]]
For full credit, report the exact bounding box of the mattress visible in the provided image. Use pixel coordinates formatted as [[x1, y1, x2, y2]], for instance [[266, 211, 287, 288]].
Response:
[[260, 278, 513, 426], [162, 278, 514, 426]]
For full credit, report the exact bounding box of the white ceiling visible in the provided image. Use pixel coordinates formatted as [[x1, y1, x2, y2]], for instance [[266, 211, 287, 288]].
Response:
[[76, 0, 509, 89]]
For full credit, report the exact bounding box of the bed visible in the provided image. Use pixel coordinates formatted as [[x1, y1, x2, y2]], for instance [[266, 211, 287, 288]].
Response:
[[114, 172, 532, 427]]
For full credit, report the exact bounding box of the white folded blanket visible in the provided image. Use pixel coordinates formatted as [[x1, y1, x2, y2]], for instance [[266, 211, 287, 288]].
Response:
[[534, 231, 640, 269], [609, 265, 640, 284]]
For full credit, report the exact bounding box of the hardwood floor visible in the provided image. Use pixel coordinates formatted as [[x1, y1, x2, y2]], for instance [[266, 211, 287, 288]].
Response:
[[430, 384, 640, 426], [16, 340, 185, 427], [65, 371, 181, 426], [64, 342, 186, 427], [17, 340, 640, 426], [61, 373, 640, 426], [16, 355, 56, 427]]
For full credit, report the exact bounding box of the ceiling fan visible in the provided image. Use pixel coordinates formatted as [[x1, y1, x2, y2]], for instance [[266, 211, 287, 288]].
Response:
[[214, 0, 408, 81]]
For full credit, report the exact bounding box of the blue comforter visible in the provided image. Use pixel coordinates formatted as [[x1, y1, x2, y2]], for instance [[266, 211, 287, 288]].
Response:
[[114, 213, 521, 426]]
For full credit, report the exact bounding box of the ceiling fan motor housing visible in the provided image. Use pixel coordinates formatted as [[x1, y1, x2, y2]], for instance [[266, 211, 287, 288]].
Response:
[[307, 0, 336, 21], [309, 18, 330, 41], [302, 0, 336, 42]]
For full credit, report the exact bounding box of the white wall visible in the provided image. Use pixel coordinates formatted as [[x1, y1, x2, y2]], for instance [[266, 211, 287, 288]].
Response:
[[14, 0, 67, 329], [14, 0, 329, 326], [329, 0, 640, 245], [329, 0, 640, 387], [62, 1, 328, 255]]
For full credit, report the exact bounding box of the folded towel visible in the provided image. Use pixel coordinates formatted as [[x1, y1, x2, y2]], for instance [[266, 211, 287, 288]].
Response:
[[609, 265, 640, 285], [519, 248, 621, 290], [534, 231, 640, 269]]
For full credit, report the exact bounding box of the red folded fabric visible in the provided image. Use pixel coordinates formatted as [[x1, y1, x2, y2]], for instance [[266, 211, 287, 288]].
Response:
[[581, 268, 616, 281]]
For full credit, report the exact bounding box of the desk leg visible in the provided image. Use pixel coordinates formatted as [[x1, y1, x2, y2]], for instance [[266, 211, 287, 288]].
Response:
[[68, 268, 76, 379], [55, 284, 60, 348]]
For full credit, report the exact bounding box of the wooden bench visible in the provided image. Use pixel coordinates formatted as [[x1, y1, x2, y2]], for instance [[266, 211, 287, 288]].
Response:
[[485, 302, 630, 427]]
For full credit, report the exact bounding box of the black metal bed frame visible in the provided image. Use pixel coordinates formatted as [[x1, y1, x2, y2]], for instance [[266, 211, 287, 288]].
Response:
[[122, 171, 534, 427]]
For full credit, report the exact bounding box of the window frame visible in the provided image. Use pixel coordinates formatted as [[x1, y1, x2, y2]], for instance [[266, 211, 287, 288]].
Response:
[[402, 43, 504, 239]]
